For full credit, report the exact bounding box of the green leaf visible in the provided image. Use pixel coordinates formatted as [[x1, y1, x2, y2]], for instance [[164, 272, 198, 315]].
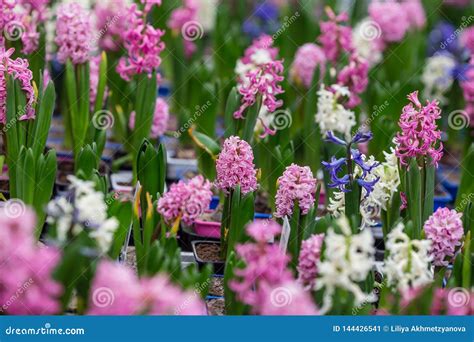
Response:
[[32, 81, 56, 158], [422, 159, 435, 223], [223, 87, 239, 138], [241, 96, 262, 143], [188, 128, 221, 158], [407, 158, 422, 238]]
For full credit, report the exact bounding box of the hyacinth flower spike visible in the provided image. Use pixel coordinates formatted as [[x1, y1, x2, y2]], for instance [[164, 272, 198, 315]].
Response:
[[322, 130, 380, 227]]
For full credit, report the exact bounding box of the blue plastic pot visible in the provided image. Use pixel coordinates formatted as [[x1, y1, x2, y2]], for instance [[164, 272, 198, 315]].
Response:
[[434, 184, 453, 211]]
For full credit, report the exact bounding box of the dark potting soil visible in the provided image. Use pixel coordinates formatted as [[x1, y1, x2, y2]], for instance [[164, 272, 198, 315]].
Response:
[[0, 179, 9, 192], [206, 298, 225, 316], [195, 243, 223, 263], [208, 277, 224, 297], [255, 191, 272, 214], [175, 147, 195, 159]]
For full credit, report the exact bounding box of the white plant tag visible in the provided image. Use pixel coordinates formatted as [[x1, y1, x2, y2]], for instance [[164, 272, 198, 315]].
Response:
[[279, 216, 291, 253]]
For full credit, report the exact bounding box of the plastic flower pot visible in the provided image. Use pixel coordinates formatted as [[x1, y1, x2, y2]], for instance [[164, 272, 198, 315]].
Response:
[[191, 240, 225, 275], [178, 225, 219, 252], [209, 195, 220, 210], [110, 171, 133, 193], [194, 219, 221, 238], [434, 184, 453, 211], [438, 166, 459, 200]]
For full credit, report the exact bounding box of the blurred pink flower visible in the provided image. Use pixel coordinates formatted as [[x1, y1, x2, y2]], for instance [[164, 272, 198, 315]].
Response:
[[215, 136, 258, 195], [55, 2, 92, 65], [258, 282, 318, 315], [0, 207, 62, 315], [297, 234, 324, 288], [431, 288, 473, 315], [246, 220, 281, 243], [168, 0, 198, 58], [117, 4, 165, 81], [129, 98, 170, 138], [402, 0, 426, 30], [461, 27, 474, 54], [88, 260, 206, 315], [337, 54, 369, 108], [94, 0, 128, 52], [157, 175, 212, 226], [275, 164, 317, 218], [318, 7, 353, 63], [461, 57, 474, 127], [395, 91, 444, 166], [424, 207, 464, 267], [369, 0, 409, 43], [290, 43, 326, 88]]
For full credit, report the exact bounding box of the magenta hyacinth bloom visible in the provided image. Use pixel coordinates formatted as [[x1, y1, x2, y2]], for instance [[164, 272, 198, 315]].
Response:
[[318, 8, 353, 63], [275, 164, 317, 218], [234, 60, 284, 121], [297, 233, 324, 289], [215, 136, 258, 195], [157, 175, 212, 226], [395, 91, 444, 167], [55, 2, 92, 65], [0, 47, 36, 124], [116, 4, 165, 81], [88, 260, 206, 315], [424, 207, 464, 267], [290, 43, 326, 88], [402, 0, 426, 30], [369, 0, 410, 43], [337, 54, 369, 108], [0, 208, 62, 315], [129, 98, 170, 139]]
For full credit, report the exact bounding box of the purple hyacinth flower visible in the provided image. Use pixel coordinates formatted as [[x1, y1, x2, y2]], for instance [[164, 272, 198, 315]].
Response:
[[325, 131, 347, 146], [357, 177, 380, 198], [351, 130, 373, 144], [351, 149, 380, 177]]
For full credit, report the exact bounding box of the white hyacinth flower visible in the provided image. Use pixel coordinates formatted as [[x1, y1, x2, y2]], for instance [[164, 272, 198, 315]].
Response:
[[315, 84, 356, 140], [315, 217, 376, 314], [352, 18, 383, 67], [384, 223, 433, 292], [421, 54, 456, 104]]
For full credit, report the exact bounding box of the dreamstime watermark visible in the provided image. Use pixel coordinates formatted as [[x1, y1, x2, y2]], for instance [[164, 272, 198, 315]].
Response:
[[173, 100, 212, 138], [358, 20, 382, 41], [356, 100, 390, 135], [261, 11, 300, 48], [448, 109, 470, 130], [269, 109, 292, 132], [4, 20, 25, 42], [447, 287, 471, 308], [92, 110, 115, 130], [0, 278, 34, 313], [2, 105, 34, 133], [352, 280, 385, 315], [174, 279, 211, 314], [90, 15, 121, 48], [440, 16, 474, 51], [181, 20, 204, 42], [270, 286, 293, 308], [84, 192, 120, 228], [1, 199, 27, 219], [455, 193, 474, 212], [92, 287, 115, 308], [5, 323, 85, 336]]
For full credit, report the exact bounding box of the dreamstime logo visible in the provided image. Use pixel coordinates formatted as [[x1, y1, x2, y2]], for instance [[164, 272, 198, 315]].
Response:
[[448, 110, 470, 130], [173, 101, 211, 138], [440, 16, 474, 50], [92, 110, 114, 130], [4, 20, 25, 41], [185, 201, 205, 219], [359, 20, 382, 41], [270, 109, 292, 131], [447, 287, 470, 308], [270, 287, 292, 308], [92, 287, 115, 308], [181, 21, 204, 41], [2, 199, 26, 219]]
